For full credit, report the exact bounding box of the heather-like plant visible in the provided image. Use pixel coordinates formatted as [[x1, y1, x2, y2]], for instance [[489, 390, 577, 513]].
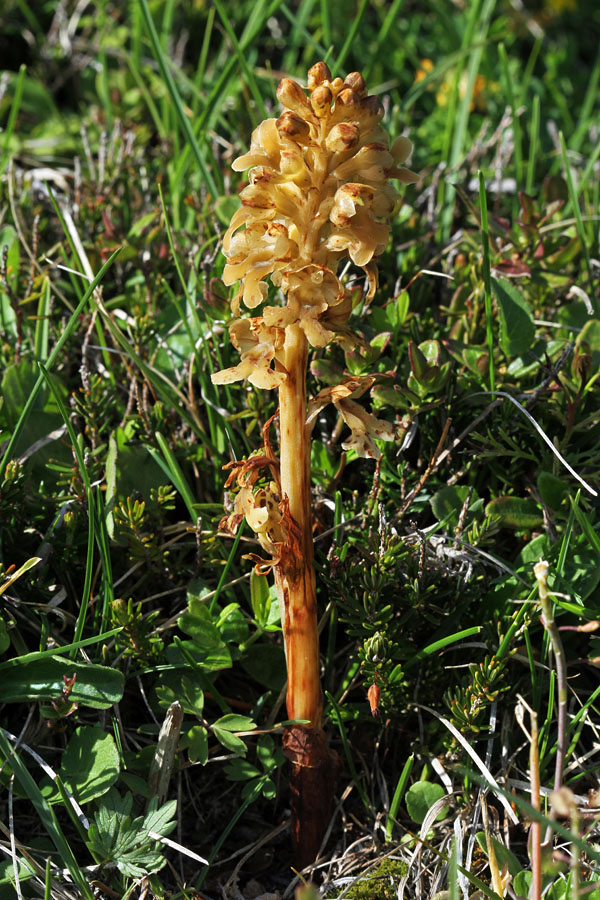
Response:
[[212, 61, 417, 866]]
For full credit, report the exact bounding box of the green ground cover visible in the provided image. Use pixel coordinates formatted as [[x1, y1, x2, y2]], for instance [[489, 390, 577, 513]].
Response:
[[0, 0, 599, 897]]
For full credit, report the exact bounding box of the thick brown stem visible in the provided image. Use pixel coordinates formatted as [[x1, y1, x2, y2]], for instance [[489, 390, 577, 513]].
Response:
[[278, 324, 321, 727], [276, 323, 335, 865]]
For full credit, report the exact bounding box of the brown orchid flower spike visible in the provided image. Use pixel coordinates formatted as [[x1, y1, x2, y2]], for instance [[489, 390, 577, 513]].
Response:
[[212, 61, 417, 867]]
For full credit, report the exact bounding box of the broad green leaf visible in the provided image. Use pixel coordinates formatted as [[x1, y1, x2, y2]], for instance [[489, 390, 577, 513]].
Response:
[[216, 603, 249, 643], [177, 598, 231, 669], [41, 726, 119, 804], [186, 725, 208, 765], [212, 726, 248, 756], [143, 798, 177, 837], [492, 277, 535, 358], [250, 570, 271, 626], [112, 423, 166, 500], [475, 832, 521, 877], [213, 714, 256, 732], [156, 672, 204, 716], [241, 643, 286, 690], [224, 759, 261, 781], [0, 857, 34, 886], [0, 656, 124, 708], [486, 496, 543, 529], [537, 471, 569, 511], [405, 781, 446, 824], [431, 485, 481, 525], [512, 871, 532, 895], [259, 776, 276, 800], [0, 361, 68, 465]]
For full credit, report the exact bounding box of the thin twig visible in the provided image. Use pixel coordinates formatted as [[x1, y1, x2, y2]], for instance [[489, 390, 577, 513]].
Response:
[[396, 417, 452, 520]]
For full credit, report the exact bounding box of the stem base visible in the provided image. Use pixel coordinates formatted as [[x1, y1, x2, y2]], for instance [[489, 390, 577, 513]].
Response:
[[283, 724, 338, 869]]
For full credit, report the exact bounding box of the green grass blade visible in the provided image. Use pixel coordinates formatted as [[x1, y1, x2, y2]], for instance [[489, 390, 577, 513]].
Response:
[[439, 0, 496, 240], [571, 47, 600, 152], [193, 6, 215, 111], [364, 0, 405, 82], [197, 776, 265, 888], [404, 626, 482, 670], [153, 431, 197, 521], [38, 362, 91, 491], [526, 94, 540, 195], [212, 0, 267, 124], [34, 276, 50, 361], [326, 690, 373, 815], [209, 520, 246, 613], [1, 64, 26, 174], [279, 4, 328, 63], [137, 0, 219, 198], [0, 731, 94, 900], [71, 486, 95, 659], [498, 42, 522, 193], [0, 248, 122, 471], [0, 629, 122, 671], [386, 753, 414, 840], [319, 0, 331, 51], [478, 171, 495, 392], [560, 131, 596, 306], [331, 0, 369, 77]]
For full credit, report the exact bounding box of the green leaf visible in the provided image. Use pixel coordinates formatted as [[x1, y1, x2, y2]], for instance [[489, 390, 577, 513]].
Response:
[[0, 656, 124, 708], [87, 789, 174, 879], [0, 857, 34, 887], [250, 570, 271, 627], [241, 642, 286, 690], [176, 598, 232, 670], [0, 617, 9, 655], [408, 341, 430, 379], [486, 496, 543, 529], [537, 471, 569, 511], [0, 226, 19, 291], [405, 781, 446, 824], [41, 726, 119, 805], [430, 485, 481, 526], [492, 277, 535, 358], [512, 871, 532, 895], [215, 194, 239, 226], [213, 714, 256, 732], [216, 603, 249, 643], [256, 734, 283, 774], [260, 776, 276, 799], [212, 726, 248, 756], [0, 361, 67, 461], [143, 798, 177, 837], [475, 832, 522, 877], [224, 759, 261, 781], [156, 672, 204, 716], [186, 725, 208, 765], [105, 433, 117, 540]]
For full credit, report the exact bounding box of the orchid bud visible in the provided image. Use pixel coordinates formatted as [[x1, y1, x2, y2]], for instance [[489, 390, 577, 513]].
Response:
[[325, 122, 360, 152], [277, 78, 313, 118], [277, 111, 311, 143], [311, 84, 333, 117], [307, 61, 331, 90], [344, 72, 367, 97]]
